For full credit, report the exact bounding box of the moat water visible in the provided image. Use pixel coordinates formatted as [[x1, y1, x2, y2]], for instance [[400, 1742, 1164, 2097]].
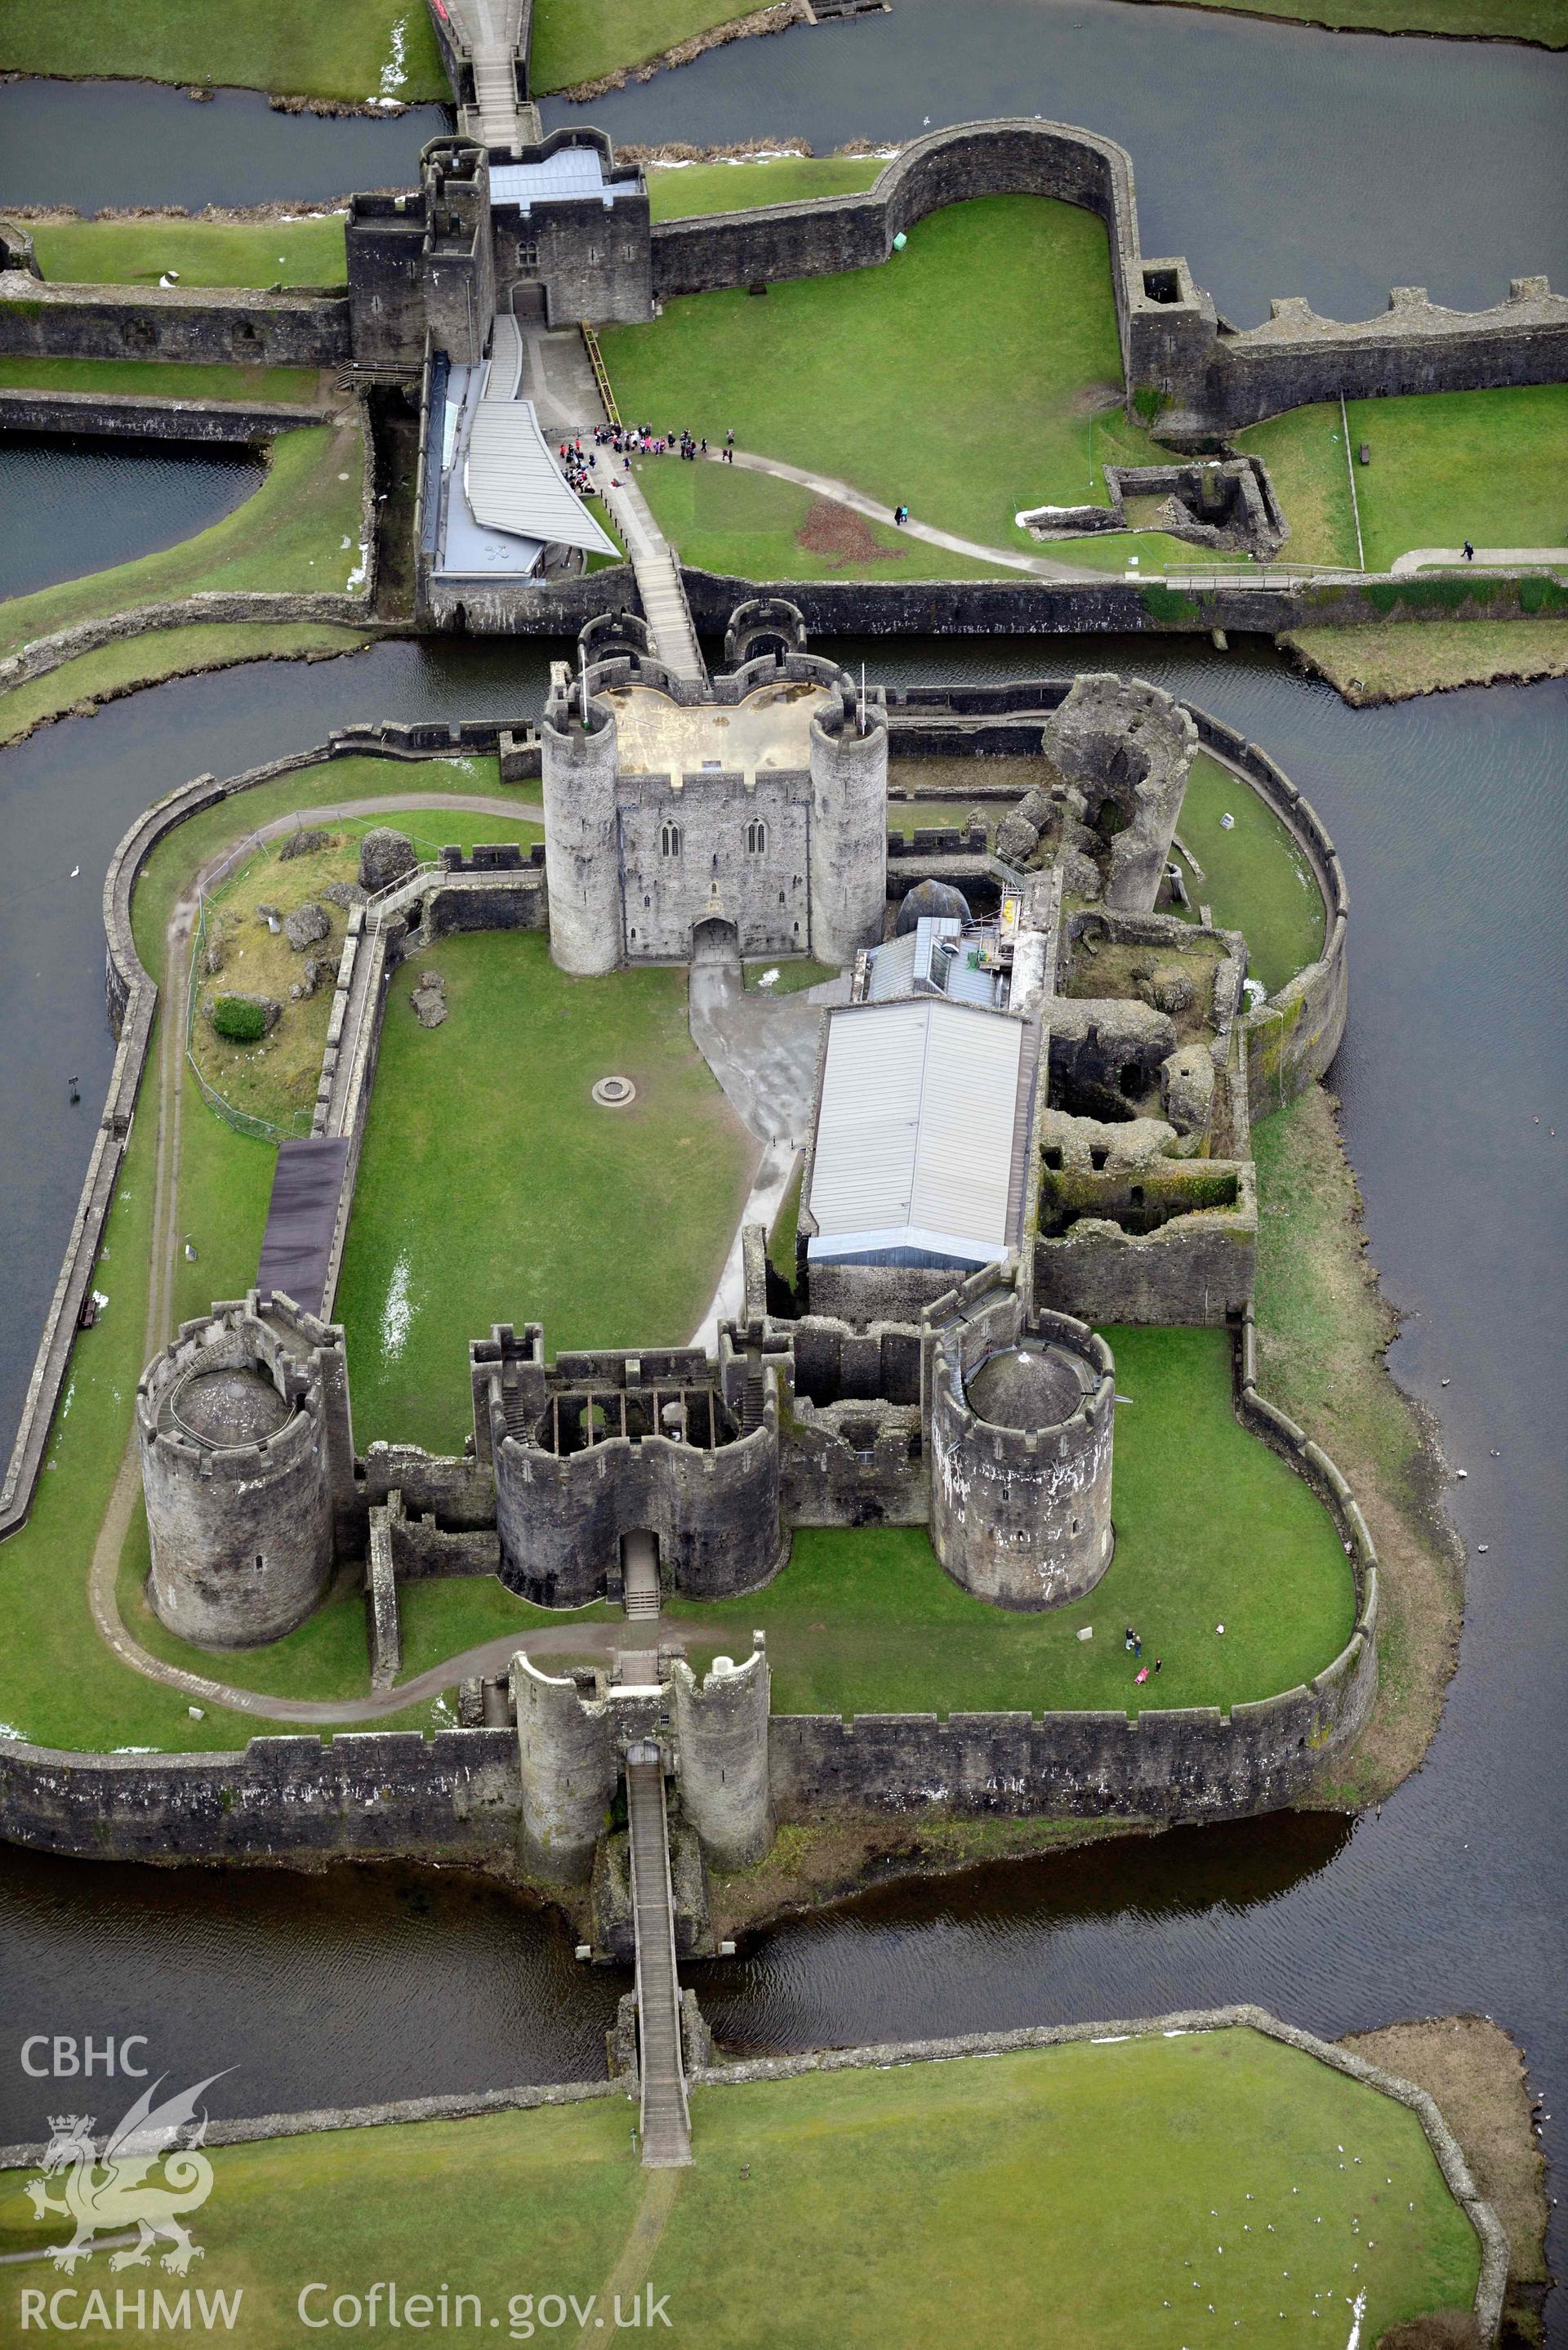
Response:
[[1, 2, 1566, 321], [0, 642, 1563, 2334], [0, 433, 265, 599]]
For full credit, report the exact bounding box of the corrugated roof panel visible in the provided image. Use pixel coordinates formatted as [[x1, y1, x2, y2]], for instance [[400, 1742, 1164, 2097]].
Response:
[[909, 1008, 1023, 1245], [807, 1000, 1029, 1262], [464, 395, 618, 556], [490, 151, 626, 210]]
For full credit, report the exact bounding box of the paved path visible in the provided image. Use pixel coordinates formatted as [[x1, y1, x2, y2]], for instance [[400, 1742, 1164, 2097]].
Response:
[[1389, 546, 1568, 576], [514, 320, 706, 679], [713, 446, 1122, 582]]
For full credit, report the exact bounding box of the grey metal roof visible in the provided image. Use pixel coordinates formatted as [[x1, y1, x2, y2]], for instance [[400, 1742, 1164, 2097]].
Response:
[[806, 999, 1032, 1267], [866, 917, 1005, 1009], [490, 151, 630, 211], [464, 390, 618, 556]]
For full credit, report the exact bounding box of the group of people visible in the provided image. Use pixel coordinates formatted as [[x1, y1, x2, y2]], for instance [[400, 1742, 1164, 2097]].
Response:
[[1124, 1625, 1163, 1685], [559, 424, 741, 493]]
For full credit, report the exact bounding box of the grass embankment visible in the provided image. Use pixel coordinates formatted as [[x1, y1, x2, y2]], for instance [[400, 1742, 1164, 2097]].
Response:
[[0, 356, 320, 402], [336, 928, 755, 1452], [600, 195, 1134, 573], [1283, 617, 1568, 702], [645, 154, 887, 221], [1339, 2015, 1549, 2343], [531, 0, 768, 93], [1143, 0, 1566, 42], [1240, 385, 1568, 572], [0, 0, 449, 102], [189, 808, 543, 1130], [1174, 748, 1326, 995], [26, 216, 349, 291], [0, 2031, 1485, 2345], [0, 419, 364, 663], [0, 766, 545, 1755], [670, 1323, 1356, 1717], [0, 622, 372, 749], [1252, 1086, 1463, 1805]]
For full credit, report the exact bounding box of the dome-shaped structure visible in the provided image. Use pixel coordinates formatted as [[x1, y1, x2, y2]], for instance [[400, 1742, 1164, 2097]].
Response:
[[895, 877, 973, 937]]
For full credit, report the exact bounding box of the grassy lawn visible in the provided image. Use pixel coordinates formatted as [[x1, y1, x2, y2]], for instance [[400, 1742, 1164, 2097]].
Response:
[[1283, 615, 1568, 702], [1160, 0, 1566, 39], [1174, 749, 1326, 996], [335, 928, 755, 1452], [531, 0, 755, 91], [190, 809, 542, 1132], [647, 154, 887, 221], [0, 0, 449, 101], [0, 769, 544, 1754], [667, 1323, 1356, 1716], [0, 419, 366, 662], [1240, 385, 1568, 571], [0, 2031, 1483, 2344], [0, 355, 320, 402], [601, 196, 1126, 561], [0, 621, 372, 748], [28, 215, 348, 291], [633, 456, 1018, 581]]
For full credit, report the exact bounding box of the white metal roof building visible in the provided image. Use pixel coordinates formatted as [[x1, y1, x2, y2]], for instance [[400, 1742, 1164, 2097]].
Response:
[[805, 999, 1040, 1272], [489, 150, 634, 211]]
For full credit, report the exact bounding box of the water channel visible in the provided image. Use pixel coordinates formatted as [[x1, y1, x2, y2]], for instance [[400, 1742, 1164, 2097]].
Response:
[[0, 7, 1565, 2321], [0, 433, 265, 599]]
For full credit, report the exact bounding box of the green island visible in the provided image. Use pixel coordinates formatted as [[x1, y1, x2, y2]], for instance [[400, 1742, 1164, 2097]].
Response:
[[0, 2030, 1490, 2347], [0, 23, 1557, 2336], [0, 417, 367, 664]]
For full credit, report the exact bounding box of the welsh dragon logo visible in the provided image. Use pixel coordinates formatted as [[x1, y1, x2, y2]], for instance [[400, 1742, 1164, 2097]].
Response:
[[22, 2071, 231, 2275]]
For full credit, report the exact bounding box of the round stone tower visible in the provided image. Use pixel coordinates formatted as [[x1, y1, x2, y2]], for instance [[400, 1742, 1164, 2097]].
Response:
[[929, 1295, 1115, 1610], [510, 1653, 617, 1882], [670, 1634, 773, 1868], [808, 679, 888, 967], [136, 1301, 336, 1647], [541, 670, 622, 975]]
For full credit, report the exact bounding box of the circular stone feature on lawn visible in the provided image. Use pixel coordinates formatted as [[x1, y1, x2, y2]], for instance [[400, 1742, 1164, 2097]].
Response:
[[591, 1076, 637, 1108], [171, 1365, 291, 1447], [967, 1342, 1093, 1430]]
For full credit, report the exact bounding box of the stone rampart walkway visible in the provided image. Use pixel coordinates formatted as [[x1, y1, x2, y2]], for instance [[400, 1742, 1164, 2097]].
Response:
[[1389, 546, 1568, 576]]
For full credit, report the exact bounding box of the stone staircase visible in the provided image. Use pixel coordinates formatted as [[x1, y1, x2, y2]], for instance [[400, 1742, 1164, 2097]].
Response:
[[626, 1747, 692, 2166], [622, 1528, 662, 1621], [739, 1360, 768, 1435]]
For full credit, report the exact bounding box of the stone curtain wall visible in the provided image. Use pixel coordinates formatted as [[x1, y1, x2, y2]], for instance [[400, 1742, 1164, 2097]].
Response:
[[0, 275, 350, 368], [0, 390, 334, 443], [645, 119, 1564, 430], [649, 121, 1139, 382]]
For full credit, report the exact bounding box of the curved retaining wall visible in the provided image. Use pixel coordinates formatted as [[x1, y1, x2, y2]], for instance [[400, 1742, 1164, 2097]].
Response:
[[651, 120, 1139, 379]]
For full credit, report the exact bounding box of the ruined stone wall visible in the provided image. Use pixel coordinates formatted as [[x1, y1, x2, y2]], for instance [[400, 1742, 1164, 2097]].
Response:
[[670, 1639, 773, 1868], [494, 1416, 782, 1607], [1031, 1161, 1257, 1326]]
